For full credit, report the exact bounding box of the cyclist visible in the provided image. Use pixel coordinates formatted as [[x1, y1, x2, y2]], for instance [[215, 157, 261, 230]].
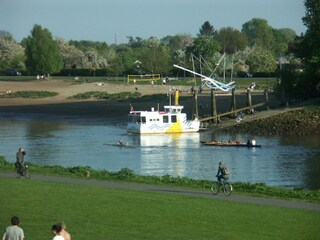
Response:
[[16, 147, 26, 175], [216, 161, 229, 183]]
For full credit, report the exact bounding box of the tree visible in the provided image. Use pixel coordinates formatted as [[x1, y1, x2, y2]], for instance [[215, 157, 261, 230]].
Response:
[[188, 36, 220, 62], [127, 36, 144, 48], [241, 18, 274, 50], [0, 36, 25, 70], [296, 0, 320, 95], [69, 40, 116, 71], [57, 38, 89, 69], [217, 27, 248, 54], [85, 48, 108, 69], [272, 28, 297, 57], [246, 47, 277, 74], [112, 44, 137, 75], [138, 37, 171, 74], [0, 30, 14, 40], [197, 21, 217, 37], [24, 24, 63, 75], [69, 40, 110, 54], [161, 34, 193, 68]]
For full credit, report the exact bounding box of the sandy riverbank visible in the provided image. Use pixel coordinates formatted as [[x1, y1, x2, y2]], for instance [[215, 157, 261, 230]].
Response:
[[0, 80, 195, 120], [0, 79, 284, 123]]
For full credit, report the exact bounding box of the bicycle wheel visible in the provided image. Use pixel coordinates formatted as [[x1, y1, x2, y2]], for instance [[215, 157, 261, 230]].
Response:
[[223, 183, 232, 196], [210, 182, 219, 195], [14, 167, 21, 178], [24, 168, 30, 179]]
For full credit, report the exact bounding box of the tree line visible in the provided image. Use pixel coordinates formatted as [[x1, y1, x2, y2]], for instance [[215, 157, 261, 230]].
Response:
[[0, 0, 319, 98], [1, 18, 296, 77]]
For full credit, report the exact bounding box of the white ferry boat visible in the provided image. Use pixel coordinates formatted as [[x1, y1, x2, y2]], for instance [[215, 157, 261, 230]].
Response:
[[127, 90, 200, 134]]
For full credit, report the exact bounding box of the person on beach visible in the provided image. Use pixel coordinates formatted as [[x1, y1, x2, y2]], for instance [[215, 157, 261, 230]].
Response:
[[51, 224, 64, 240], [2, 216, 24, 240], [59, 222, 71, 240], [15, 148, 26, 174]]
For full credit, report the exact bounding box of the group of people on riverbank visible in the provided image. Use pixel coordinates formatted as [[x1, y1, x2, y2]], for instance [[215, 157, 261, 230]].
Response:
[[2, 216, 71, 240]]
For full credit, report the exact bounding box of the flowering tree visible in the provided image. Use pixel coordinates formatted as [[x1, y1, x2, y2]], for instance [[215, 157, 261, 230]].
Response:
[[57, 38, 90, 69], [0, 36, 25, 70]]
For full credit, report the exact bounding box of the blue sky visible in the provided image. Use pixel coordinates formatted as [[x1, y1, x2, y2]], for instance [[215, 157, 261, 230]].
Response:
[[1, 0, 306, 44]]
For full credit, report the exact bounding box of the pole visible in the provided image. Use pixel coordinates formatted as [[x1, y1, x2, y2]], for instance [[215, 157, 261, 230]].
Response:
[[211, 89, 217, 123], [193, 90, 199, 119], [230, 88, 237, 117], [264, 90, 269, 111], [246, 88, 252, 114]]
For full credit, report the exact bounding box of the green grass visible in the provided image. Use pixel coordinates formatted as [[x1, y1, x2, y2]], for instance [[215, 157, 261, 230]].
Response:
[[0, 75, 278, 90], [0, 90, 58, 98], [0, 177, 319, 240], [69, 91, 141, 100], [233, 77, 277, 90], [1, 158, 319, 202]]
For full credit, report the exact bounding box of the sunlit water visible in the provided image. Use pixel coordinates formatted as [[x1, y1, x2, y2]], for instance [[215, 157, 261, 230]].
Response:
[[1, 114, 319, 189]]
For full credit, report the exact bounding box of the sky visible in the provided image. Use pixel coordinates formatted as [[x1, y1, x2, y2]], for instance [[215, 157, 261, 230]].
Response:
[[1, 0, 306, 44]]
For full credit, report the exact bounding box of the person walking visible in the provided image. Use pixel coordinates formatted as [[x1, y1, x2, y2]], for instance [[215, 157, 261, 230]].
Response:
[[2, 216, 24, 240], [16, 148, 26, 174]]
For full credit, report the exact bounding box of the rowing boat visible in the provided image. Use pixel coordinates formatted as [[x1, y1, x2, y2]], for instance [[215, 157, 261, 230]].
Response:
[[200, 141, 261, 147]]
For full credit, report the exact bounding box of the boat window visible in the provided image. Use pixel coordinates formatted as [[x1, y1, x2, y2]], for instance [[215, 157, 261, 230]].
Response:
[[163, 115, 168, 123], [129, 115, 140, 124], [141, 116, 146, 124], [171, 115, 177, 123]]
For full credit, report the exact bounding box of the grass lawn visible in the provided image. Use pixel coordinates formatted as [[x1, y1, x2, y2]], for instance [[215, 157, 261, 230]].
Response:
[[0, 178, 319, 240]]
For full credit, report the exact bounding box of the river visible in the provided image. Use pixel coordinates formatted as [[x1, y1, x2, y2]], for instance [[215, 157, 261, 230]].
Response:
[[0, 114, 319, 189]]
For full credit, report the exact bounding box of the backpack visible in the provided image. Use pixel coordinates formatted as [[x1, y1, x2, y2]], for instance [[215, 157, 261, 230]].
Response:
[[222, 166, 229, 175]]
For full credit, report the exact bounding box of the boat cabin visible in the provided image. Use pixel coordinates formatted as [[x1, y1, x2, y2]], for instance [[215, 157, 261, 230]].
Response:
[[128, 105, 185, 126]]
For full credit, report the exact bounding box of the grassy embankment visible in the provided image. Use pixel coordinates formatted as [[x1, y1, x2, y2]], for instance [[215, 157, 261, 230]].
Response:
[[0, 157, 319, 203], [226, 105, 320, 135], [1, 173, 319, 240]]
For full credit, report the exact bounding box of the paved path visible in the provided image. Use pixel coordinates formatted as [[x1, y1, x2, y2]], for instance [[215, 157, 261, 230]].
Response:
[[1, 173, 319, 212]]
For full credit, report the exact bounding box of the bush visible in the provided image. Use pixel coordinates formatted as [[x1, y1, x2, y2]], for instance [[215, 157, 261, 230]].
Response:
[[0, 91, 58, 98]]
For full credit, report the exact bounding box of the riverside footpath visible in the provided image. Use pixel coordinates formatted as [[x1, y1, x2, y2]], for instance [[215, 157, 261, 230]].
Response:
[[0, 173, 319, 212]]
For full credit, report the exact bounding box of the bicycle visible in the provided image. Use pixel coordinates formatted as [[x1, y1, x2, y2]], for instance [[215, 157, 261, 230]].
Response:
[[14, 162, 31, 179], [210, 177, 233, 196]]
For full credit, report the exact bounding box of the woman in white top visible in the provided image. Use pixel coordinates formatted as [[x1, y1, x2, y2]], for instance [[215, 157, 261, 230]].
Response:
[[51, 224, 65, 240], [59, 222, 71, 240]]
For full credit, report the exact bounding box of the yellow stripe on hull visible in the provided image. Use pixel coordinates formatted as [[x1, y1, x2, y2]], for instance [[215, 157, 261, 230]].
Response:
[[166, 120, 183, 133]]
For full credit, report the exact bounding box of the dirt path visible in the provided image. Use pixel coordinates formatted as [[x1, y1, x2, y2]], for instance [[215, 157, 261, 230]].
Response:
[[0, 173, 319, 212]]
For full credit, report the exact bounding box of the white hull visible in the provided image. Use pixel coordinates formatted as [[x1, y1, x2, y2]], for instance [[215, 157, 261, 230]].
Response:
[[127, 106, 200, 134], [127, 120, 200, 134]]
